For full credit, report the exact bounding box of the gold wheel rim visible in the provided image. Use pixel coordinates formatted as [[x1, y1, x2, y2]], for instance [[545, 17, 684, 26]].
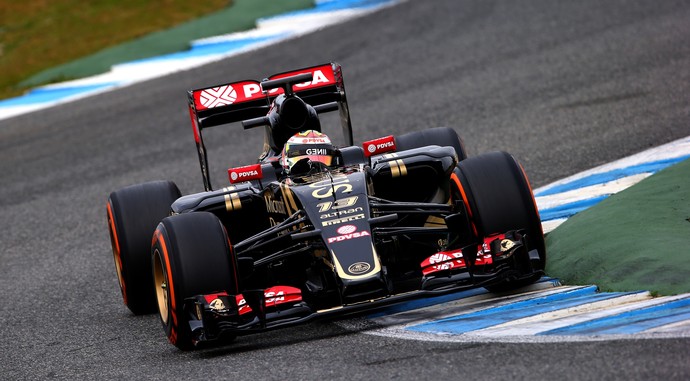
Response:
[[153, 249, 169, 324]]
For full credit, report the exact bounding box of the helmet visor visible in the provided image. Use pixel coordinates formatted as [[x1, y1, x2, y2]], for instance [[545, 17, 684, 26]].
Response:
[[286, 145, 336, 167]]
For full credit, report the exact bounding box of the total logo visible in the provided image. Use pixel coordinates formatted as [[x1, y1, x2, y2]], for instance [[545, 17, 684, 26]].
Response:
[[327, 225, 371, 244]]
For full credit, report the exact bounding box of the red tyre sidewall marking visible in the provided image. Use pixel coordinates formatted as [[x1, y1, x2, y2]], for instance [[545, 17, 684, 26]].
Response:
[[450, 172, 478, 237], [153, 227, 178, 345], [106, 201, 128, 305], [517, 163, 545, 237], [226, 236, 239, 293]]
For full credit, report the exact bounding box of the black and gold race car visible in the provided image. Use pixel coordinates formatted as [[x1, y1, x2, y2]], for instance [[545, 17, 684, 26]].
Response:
[[106, 63, 545, 350]]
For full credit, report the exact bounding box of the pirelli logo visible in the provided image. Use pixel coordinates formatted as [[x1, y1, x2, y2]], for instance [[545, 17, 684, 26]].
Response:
[[322, 213, 365, 227]]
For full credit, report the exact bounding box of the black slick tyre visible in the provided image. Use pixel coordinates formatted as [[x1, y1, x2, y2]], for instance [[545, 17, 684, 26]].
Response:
[[452, 151, 545, 291], [151, 212, 239, 351], [396, 127, 468, 161], [106, 180, 181, 315]]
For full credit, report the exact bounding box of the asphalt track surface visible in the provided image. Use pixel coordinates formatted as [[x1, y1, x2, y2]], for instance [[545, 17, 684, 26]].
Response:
[[2, 0, 690, 379]]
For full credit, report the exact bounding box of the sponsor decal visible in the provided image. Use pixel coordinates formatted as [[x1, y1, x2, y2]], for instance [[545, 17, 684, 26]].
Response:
[[209, 298, 227, 312], [266, 65, 335, 95], [420, 246, 495, 276], [500, 239, 515, 251], [421, 250, 466, 276], [228, 164, 262, 184], [316, 196, 359, 213], [305, 148, 328, 155], [264, 197, 286, 214], [322, 213, 366, 227], [348, 262, 371, 275], [336, 224, 357, 235], [309, 175, 352, 199], [203, 293, 231, 313], [199, 85, 237, 108], [298, 138, 329, 144], [327, 230, 370, 244], [192, 65, 335, 111], [193, 80, 261, 110], [236, 295, 251, 315], [236, 286, 303, 315], [264, 286, 302, 305], [320, 207, 363, 220], [287, 131, 332, 145], [363, 136, 396, 157]]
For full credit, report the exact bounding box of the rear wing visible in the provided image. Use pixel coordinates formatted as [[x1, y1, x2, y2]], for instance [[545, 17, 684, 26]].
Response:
[[187, 62, 353, 191]]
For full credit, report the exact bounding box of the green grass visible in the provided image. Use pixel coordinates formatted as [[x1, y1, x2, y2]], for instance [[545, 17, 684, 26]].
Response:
[[1, 0, 314, 101], [0, 0, 231, 100], [545, 158, 690, 295]]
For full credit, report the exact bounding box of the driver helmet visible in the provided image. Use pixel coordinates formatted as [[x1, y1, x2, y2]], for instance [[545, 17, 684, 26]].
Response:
[[281, 130, 338, 174]]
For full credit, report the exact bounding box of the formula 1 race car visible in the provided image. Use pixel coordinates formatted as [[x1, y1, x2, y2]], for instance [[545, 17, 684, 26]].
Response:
[[106, 63, 546, 350]]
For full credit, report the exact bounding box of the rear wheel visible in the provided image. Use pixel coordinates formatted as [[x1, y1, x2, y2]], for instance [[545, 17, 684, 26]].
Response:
[[152, 212, 239, 350], [396, 127, 468, 161], [452, 151, 545, 291], [106, 180, 180, 314]]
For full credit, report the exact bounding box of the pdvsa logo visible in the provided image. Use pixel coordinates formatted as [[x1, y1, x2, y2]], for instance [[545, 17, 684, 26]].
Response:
[[200, 85, 237, 108], [327, 226, 371, 243], [228, 164, 263, 183], [230, 170, 258, 181], [363, 136, 396, 157], [336, 225, 357, 234]]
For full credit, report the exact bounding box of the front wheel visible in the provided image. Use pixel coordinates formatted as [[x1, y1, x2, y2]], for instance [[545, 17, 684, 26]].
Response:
[[452, 151, 545, 291], [152, 212, 239, 350]]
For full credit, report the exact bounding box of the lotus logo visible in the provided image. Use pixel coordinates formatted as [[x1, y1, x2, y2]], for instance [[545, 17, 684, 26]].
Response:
[[500, 239, 515, 251], [209, 298, 227, 312], [348, 262, 371, 275]]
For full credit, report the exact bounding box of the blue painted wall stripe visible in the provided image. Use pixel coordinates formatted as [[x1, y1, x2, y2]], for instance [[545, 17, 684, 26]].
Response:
[[0, 0, 397, 112], [540, 296, 690, 335], [0, 83, 118, 107], [407, 286, 608, 334], [265, 0, 392, 20], [367, 278, 559, 318], [134, 35, 281, 63], [538, 195, 609, 221], [535, 156, 690, 197], [367, 287, 488, 318]]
